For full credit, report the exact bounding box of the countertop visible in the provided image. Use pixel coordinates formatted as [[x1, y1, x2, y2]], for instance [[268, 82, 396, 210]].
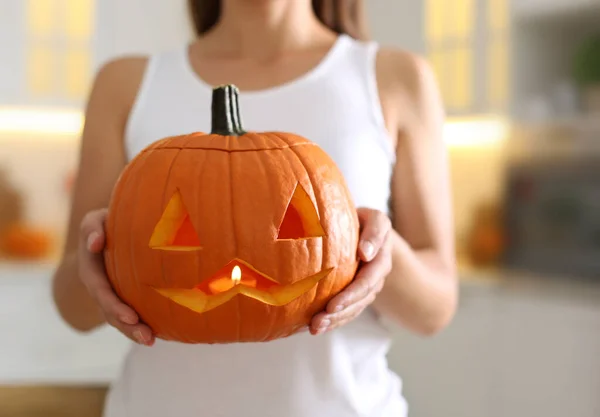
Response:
[[1, 260, 599, 386]]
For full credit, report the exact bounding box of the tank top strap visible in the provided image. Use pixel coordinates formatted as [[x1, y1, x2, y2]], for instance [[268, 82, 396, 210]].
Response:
[[328, 37, 394, 161]]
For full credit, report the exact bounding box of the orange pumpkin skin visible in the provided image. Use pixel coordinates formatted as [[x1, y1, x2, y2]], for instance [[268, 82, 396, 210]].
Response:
[[1, 223, 52, 259], [104, 85, 359, 344]]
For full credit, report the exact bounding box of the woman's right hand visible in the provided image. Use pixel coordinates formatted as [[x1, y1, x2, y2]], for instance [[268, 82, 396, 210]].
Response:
[[78, 208, 155, 346]]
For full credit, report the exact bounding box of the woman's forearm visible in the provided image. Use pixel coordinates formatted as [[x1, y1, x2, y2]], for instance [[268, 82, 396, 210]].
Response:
[[52, 251, 106, 332], [372, 231, 458, 336]]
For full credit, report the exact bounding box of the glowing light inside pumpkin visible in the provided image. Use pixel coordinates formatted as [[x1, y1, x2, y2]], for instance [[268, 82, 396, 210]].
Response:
[[149, 190, 202, 251], [277, 183, 325, 240], [231, 265, 241, 285]]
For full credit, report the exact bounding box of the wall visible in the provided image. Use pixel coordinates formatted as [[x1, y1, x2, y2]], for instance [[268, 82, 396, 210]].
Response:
[[0, 0, 24, 105], [94, 0, 191, 67], [365, 1, 425, 53]]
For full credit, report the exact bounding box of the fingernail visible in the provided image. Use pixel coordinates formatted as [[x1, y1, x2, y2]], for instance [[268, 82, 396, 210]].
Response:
[[87, 232, 99, 250], [334, 305, 345, 313], [133, 330, 146, 344], [318, 319, 331, 330], [361, 240, 374, 259], [120, 315, 136, 325]]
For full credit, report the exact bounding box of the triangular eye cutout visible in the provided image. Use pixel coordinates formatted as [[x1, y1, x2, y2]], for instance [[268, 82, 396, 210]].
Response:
[[149, 190, 202, 251], [277, 183, 326, 240]]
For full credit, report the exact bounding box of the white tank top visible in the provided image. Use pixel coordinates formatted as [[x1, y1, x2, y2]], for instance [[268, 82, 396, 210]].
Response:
[[104, 34, 408, 417]]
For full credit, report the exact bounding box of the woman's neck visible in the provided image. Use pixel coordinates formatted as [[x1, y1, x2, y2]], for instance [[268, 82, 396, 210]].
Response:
[[203, 0, 334, 60]]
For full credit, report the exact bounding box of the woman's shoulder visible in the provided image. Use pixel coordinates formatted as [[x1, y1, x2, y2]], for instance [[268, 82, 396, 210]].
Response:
[[86, 55, 150, 124], [375, 46, 438, 103], [93, 55, 149, 98], [372, 45, 443, 135]]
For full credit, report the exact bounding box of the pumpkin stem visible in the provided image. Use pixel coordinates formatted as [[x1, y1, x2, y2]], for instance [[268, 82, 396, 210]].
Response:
[[211, 84, 246, 136]]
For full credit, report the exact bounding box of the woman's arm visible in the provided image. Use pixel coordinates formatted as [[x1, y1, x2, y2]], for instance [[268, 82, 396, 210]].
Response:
[[52, 57, 147, 332], [308, 51, 457, 337], [372, 51, 458, 336]]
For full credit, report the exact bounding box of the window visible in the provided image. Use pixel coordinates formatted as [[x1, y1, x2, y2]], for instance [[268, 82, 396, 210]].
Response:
[[426, 0, 475, 111], [426, 0, 510, 113], [487, 0, 510, 108], [26, 0, 95, 102]]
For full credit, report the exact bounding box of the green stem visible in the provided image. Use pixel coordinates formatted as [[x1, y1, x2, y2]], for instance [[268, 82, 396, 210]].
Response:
[[210, 84, 246, 136]]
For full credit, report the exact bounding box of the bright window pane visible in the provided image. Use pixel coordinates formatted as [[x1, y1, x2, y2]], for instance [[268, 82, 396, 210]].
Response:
[[429, 50, 450, 106], [452, 47, 473, 109], [28, 0, 58, 37], [488, 38, 509, 106], [426, 0, 446, 43], [64, 48, 91, 99], [64, 0, 94, 41], [28, 45, 55, 95], [452, 0, 475, 39], [489, 0, 508, 32]]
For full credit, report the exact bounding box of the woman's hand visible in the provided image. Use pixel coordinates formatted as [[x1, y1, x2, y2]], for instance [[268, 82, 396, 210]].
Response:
[[78, 209, 155, 346], [309, 208, 393, 335]]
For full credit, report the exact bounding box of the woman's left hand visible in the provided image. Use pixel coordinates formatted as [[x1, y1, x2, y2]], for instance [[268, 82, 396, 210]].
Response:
[[309, 208, 393, 335]]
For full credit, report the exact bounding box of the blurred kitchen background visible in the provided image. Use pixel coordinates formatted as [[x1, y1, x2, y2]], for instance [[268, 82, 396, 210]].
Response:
[[1, 0, 599, 416]]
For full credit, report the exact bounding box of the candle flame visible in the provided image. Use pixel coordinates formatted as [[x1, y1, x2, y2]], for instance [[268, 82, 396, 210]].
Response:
[[231, 265, 241, 285]]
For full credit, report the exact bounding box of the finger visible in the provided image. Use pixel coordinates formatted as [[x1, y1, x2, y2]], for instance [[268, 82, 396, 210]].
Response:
[[356, 208, 392, 262], [108, 317, 155, 346], [87, 231, 105, 254], [78, 247, 139, 325], [80, 209, 108, 253], [325, 241, 391, 314], [95, 285, 140, 325], [297, 325, 310, 333], [310, 295, 374, 334]]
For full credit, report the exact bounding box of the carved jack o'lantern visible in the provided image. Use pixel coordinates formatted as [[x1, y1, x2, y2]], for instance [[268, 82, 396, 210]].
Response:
[[104, 85, 359, 344]]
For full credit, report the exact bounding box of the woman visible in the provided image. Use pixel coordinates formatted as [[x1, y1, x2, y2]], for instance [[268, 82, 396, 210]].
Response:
[[52, 0, 457, 416]]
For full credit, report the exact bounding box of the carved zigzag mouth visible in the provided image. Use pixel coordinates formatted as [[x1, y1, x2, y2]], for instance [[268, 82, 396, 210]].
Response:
[[153, 258, 332, 314]]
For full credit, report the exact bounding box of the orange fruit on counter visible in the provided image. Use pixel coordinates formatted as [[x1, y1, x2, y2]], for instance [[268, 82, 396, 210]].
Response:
[[0, 223, 53, 260]]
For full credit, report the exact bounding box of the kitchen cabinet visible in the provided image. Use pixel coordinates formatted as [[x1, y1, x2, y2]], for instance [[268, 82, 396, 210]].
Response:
[[387, 272, 600, 417]]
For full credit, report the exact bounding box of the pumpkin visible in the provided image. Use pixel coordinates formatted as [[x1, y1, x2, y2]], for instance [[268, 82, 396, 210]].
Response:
[[104, 85, 359, 344], [467, 203, 505, 267], [1, 223, 52, 260]]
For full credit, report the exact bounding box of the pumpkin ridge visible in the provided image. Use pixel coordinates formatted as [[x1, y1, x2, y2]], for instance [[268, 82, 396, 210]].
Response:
[[157, 147, 186, 340], [226, 146, 242, 340], [267, 131, 312, 147], [189, 148, 212, 340], [281, 134, 331, 306], [112, 145, 164, 335], [138, 142, 318, 153], [257, 148, 280, 340], [268, 137, 311, 336], [105, 151, 145, 303]]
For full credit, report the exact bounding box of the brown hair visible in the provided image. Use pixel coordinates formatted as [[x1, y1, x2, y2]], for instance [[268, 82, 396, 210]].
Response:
[[187, 0, 368, 40]]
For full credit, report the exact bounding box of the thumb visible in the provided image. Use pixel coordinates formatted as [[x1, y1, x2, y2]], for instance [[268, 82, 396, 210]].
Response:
[[80, 209, 108, 253]]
